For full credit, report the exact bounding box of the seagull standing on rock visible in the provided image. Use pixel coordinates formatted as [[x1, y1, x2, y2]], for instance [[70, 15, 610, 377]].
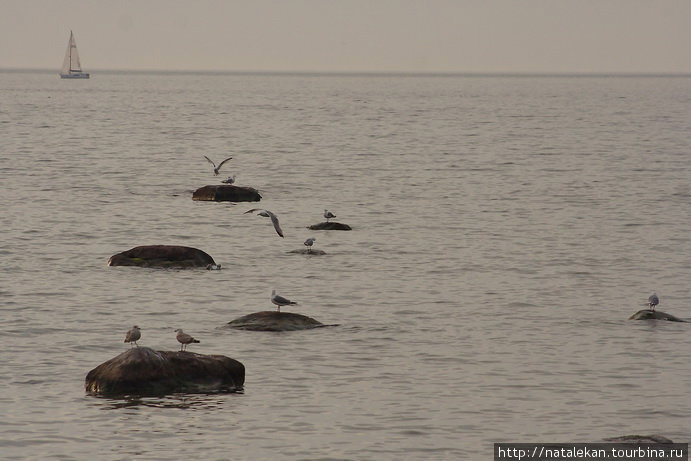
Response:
[[204, 155, 233, 175], [244, 208, 284, 238], [648, 293, 659, 311], [175, 329, 200, 351], [324, 209, 336, 222], [304, 237, 316, 252], [124, 325, 141, 347], [221, 175, 236, 184], [271, 289, 297, 312]]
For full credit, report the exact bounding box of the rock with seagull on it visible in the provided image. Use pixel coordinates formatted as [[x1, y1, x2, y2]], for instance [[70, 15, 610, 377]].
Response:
[[192, 184, 261, 202], [85, 347, 244, 396]]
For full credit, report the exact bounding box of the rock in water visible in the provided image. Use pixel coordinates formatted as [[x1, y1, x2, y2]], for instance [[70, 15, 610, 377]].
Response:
[[288, 248, 327, 255], [603, 435, 675, 444], [628, 309, 686, 322], [85, 347, 244, 395], [192, 185, 261, 202], [108, 245, 216, 268], [227, 311, 328, 331], [308, 222, 352, 231]]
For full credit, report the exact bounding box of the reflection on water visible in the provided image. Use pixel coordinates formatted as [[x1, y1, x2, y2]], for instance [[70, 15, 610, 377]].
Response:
[[92, 393, 241, 411]]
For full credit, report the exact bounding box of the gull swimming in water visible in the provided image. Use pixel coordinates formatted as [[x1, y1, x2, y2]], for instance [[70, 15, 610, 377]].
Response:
[[175, 328, 200, 351], [271, 289, 297, 312], [323, 209, 336, 222], [304, 237, 316, 252], [648, 293, 659, 311], [204, 155, 233, 175], [244, 208, 284, 238], [221, 175, 236, 184], [124, 325, 141, 347]]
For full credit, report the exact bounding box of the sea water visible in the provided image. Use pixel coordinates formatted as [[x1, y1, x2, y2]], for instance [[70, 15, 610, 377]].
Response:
[[1, 71, 690, 460]]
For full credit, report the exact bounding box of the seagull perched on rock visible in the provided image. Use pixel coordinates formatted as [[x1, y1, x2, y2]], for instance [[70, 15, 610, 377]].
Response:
[[124, 325, 141, 347], [648, 293, 659, 311], [221, 175, 236, 184], [323, 209, 336, 222], [271, 289, 297, 312], [304, 237, 316, 252], [175, 328, 200, 351], [204, 155, 232, 175], [244, 208, 284, 237]]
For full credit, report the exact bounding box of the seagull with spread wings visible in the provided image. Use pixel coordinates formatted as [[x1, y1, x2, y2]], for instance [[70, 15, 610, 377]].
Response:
[[204, 155, 233, 175], [244, 208, 284, 238]]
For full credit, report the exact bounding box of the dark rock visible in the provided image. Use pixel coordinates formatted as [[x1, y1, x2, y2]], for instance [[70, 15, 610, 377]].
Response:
[[226, 311, 330, 331], [603, 435, 675, 444], [85, 347, 244, 395], [288, 249, 327, 255], [192, 185, 261, 202], [108, 245, 216, 268], [308, 221, 352, 231], [628, 309, 686, 322]]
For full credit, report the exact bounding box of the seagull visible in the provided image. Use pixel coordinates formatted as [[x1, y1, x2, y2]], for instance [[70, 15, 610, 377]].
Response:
[[124, 325, 141, 347], [324, 209, 336, 222], [175, 328, 200, 351], [304, 237, 316, 252], [221, 175, 236, 184], [648, 293, 659, 311], [204, 155, 232, 175], [244, 208, 284, 238], [206, 263, 222, 270], [271, 289, 297, 312]]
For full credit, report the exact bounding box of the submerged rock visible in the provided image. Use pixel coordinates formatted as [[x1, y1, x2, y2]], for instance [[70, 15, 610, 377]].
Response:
[[288, 248, 327, 255], [226, 311, 329, 331], [628, 309, 686, 322], [85, 347, 244, 395], [192, 185, 261, 202], [603, 435, 675, 444], [308, 222, 352, 231], [108, 245, 216, 268]]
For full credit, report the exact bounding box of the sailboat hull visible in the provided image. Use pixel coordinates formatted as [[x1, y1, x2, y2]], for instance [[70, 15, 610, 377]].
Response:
[[60, 72, 90, 79]]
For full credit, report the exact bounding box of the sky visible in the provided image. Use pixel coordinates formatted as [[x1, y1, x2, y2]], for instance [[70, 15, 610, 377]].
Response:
[[1, 0, 689, 74]]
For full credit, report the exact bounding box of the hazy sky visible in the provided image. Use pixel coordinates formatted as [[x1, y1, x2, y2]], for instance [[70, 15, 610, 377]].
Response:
[[1, 0, 689, 73]]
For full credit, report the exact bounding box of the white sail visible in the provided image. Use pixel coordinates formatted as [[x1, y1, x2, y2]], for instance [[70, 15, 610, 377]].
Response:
[[60, 31, 89, 79]]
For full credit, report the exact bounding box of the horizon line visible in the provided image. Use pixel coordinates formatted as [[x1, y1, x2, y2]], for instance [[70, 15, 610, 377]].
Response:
[[2, 67, 690, 78]]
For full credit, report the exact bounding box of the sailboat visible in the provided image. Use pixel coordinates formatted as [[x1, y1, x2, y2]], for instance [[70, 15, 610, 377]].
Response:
[[59, 31, 90, 79]]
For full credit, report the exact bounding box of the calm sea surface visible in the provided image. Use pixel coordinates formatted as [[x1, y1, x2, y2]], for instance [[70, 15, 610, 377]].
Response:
[[1, 71, 690, 460]]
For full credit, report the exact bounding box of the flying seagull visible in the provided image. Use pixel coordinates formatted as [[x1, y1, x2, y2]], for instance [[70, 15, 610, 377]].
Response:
[[324, 209, 336, 222], [271, 289, 297, 312], [244, 208, 284, 238], [648, 293, 659, 311], [204, 155, 232, 175], [175, 328, 200, 351], [304, 237, 316, 252], [124, 325, 141, 347]]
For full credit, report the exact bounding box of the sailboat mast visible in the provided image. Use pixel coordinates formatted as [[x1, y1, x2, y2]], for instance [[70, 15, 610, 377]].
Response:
[[69, 31, 75, 71], [68, 31, 73, 71]]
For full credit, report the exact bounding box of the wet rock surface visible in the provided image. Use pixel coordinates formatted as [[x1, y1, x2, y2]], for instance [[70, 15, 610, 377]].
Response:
[[288, 248, 327, 255], [226, 311, 331, 331], [603, 434, 676, 444], [192, 185, 261, 202], [107, 245, 216, 268], [308, 222, 352, 231], [628, 309, 686, 322], [85, 347, 245, 396]]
